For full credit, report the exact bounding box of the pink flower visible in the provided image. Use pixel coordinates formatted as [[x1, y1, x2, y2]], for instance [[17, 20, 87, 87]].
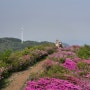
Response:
[[63, 58, 77, 70], [24, 78, 82, 90], [86, 73, 90, 78], [83, 60, 90, 64]]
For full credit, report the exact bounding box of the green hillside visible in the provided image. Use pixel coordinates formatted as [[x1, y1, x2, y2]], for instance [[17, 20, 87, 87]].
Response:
[[0, 37, 53, 52]]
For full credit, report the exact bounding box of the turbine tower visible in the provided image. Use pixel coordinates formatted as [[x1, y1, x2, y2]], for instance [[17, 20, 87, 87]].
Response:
[[21, 27, 24, 43]]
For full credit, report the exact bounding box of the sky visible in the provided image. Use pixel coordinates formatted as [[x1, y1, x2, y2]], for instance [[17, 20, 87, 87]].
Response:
[[0, 0, 90, 45]]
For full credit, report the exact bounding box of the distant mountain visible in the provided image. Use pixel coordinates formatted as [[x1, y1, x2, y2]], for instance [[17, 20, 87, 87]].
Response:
[[62, 43, 69, 47], [0, 37, 53, 52]]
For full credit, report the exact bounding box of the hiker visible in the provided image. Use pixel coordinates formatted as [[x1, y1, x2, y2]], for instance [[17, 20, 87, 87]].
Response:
[[59, 42, 63, 48], [55, 40, 63, 48]]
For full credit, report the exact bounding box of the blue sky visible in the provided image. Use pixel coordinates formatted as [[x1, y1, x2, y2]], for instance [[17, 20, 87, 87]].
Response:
[[0, 0, 90, 45]]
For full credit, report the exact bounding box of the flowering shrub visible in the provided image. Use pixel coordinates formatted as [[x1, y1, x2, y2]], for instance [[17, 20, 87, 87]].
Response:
[[0, 44, 56, 88], [43, 59, 60, 70], [86, 73, 90, 78], [44, 46, 57, 54], [48, 46, 78, 64], [58, 45, 80, 52], [64, 75, 81, 85], [43, 59, 53, 70], [63, 58, 77, 70], [24, 78, 82, 90], [83, 60, 90, 64], [30, 49, 48, 60], [24, 45, 90, 90], [1, 44, 90, 90], [72, 57, 81, 63]]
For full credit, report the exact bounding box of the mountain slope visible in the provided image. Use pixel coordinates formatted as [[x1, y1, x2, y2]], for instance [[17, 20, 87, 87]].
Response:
[[0, 37, 53, 52], [0, 37, 69, 52]]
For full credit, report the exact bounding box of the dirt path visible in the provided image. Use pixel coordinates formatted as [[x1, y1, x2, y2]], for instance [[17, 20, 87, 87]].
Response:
[[2, 59, 47, 90]]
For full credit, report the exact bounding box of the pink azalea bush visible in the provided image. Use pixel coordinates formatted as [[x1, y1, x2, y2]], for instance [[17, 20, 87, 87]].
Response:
[[43, 59, 53, 70], [83, 60, 90, 64], [24, 78, 82, 90], [86, 73, 90, 78], [63, 58, 77, 70], [72, 57, 81, 63], [24, 46, 90, 90], [48, 46, 78, 64], [43, 59, 60, 72]]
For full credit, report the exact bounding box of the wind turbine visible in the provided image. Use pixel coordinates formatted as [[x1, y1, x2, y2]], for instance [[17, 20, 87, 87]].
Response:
[[21, 27, 24, 43]]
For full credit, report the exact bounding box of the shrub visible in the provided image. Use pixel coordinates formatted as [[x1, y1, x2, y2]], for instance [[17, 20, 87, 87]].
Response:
[[41, 65, 69, 79], [76, 46, 90, 59], [0, 50, 12, 63], [63, 58, 77, 70], [77, 62, 89, 70], [59, 58, 66, 63], [24, 78, 82, 90], [79, 71, 88, 76]]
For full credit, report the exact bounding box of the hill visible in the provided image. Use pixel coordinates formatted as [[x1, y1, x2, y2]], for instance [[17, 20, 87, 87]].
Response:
[[0, 37, 69, 52], [0, 37, 53, 52]]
